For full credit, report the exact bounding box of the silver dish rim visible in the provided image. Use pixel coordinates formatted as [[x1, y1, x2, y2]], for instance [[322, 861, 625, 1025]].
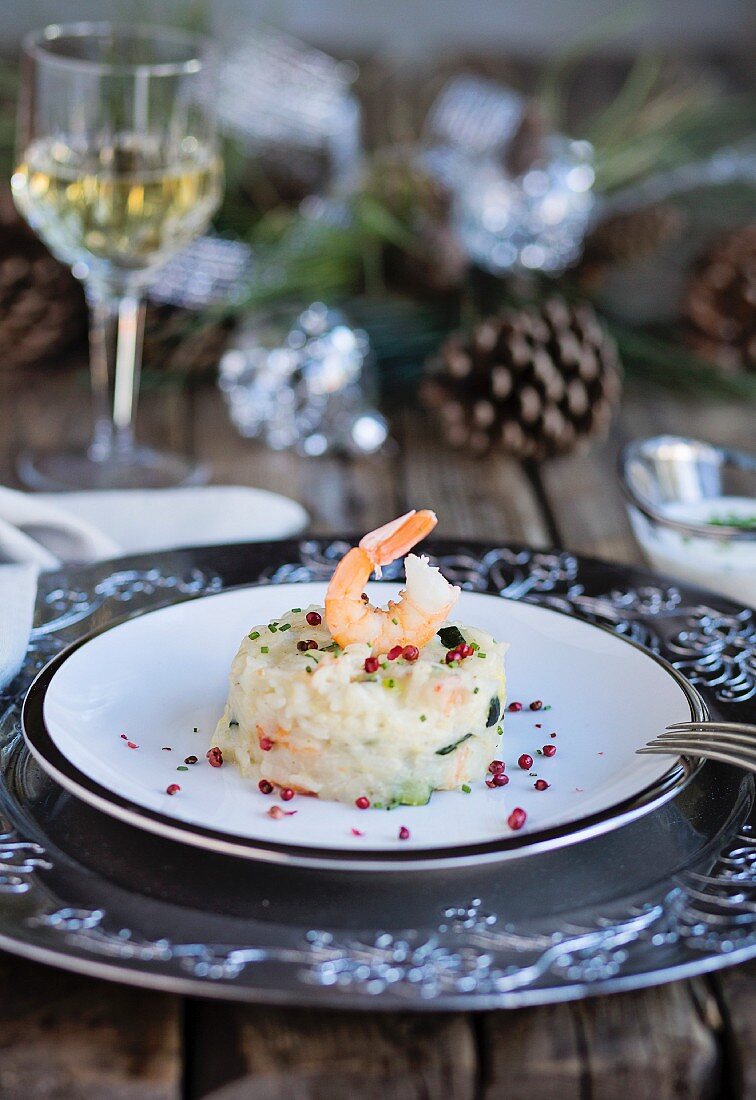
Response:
[[618, 435, 756, 543], [22, 580, 707, 873]]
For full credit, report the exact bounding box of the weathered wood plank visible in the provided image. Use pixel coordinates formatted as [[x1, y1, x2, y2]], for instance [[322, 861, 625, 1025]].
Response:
[[0, 952, 181, 1099], [538, 430, 640, 564], [576, 981, 721, 1100], [481, 1002, 584, 1100], [711, 960, 756, 1100], [398, 407, 551, 546], [187, 1003, 476, 1100], [192, 388, 399, 534]]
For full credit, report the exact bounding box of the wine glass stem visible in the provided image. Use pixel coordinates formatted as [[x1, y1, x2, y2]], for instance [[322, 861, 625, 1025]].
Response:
[[87, 288, 146, 462]]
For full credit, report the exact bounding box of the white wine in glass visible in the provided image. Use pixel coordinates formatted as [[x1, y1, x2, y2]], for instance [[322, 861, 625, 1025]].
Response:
[[11, 23, 223, 490]]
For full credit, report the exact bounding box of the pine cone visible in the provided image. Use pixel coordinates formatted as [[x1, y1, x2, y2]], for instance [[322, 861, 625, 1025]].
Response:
[[422, 298, 622, 461], [0, 188, 87, 369], [684, 226, 755, 372], [582, 204, 684, 268]]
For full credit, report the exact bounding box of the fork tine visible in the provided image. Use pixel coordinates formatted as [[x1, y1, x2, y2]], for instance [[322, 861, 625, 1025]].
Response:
[[646, 738, 756, 762], [637, 746, 756, 774], [666, 721, 756, 736], [656, 729, 756, 749]]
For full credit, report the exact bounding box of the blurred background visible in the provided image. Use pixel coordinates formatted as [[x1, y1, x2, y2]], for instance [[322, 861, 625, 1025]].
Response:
[[0, 0, 754, 462], [2, 0, 754, 57]]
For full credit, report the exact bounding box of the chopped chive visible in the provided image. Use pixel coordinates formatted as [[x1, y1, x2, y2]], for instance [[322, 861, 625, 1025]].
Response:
[[497, 725, 503, 736], [461, 784, 472, 794], [373, 802, 383, 809], [193, 727, 198, 732], [248, 631, 260, 640], [279, 623, 292, 632], [477, 652, 487, 659], [392, 618, 399, 625], [384, 678, 395, 688], [544, 705, 552, 711], [261, 646, 269, 654], [268, 624, 278, 633], [536, 749, 543, 755], [473, 687, 480, 694], [381, 661, 388, 669], [177, 765, 189, 772], [419, 714, 427, 722], [305, 666, 313, 674], [291, 607, 302, 613]]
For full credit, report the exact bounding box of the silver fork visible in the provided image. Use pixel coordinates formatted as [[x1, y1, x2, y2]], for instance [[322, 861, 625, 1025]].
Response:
[[637, 721, 756, 773]]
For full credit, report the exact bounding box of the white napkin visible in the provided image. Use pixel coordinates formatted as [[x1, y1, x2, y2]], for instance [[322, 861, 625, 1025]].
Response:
[[0, 484, 308, 690], [0, 563, 38, 691]]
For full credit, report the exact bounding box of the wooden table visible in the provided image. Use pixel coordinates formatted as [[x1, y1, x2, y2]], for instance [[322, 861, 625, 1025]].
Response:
[[1, 363, 755, 1099]]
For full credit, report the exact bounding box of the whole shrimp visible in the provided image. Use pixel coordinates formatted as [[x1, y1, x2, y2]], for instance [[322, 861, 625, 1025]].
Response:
[[324, 509, 460, 651]]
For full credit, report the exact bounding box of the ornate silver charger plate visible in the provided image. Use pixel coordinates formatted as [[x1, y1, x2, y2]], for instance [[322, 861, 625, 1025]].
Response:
[[1, 538, 755, 1009]]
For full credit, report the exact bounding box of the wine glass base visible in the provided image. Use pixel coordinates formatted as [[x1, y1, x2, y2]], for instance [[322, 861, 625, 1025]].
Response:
[[17, 445, 209, 492]]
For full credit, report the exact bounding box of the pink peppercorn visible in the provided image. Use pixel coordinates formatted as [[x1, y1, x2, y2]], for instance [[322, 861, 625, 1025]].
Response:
[[259, 736, 273, 751], [534, 779, 550, 791], [488, 759, 505, 774], [306, 611, 322, 626], [206, 747, 223, 767], [402, 645, 420, 662], [508, 807, 527, 830], [518, 753, 534, 770], [126, 741, 138, 750], [280, 787, 295, 802], [508, 701, 523, 712], [490, 773, 509, 787], [258, 779, 273, 795], [166, 784, 181, 796], [355, 796, 370, 810], [398, 826, 410, 840], [445, 642, 474, 665], [387, 645, 403, 661], [364, 656, 380, 673], [542, 744, 557, 757], [530, 700, 543, 711]]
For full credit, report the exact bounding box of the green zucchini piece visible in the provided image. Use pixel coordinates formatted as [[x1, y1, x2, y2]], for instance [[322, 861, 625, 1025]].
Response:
[[436, 732, 473, 756], [397, 779, 433, 806]]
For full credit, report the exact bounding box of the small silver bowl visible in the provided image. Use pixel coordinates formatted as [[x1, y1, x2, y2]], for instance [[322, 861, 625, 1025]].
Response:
[[619, 435, 756, 606]]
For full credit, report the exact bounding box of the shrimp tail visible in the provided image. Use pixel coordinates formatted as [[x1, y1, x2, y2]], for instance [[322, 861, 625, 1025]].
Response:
[[359, 509, 437, 566], [325, 509, 459, 652]]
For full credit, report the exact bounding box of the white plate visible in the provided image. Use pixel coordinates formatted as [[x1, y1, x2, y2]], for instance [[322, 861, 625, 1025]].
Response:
[[24, 584, 704, 871], [36, 486, 309, 554]]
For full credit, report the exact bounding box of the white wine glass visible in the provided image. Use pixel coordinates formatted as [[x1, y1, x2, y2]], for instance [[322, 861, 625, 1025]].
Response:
[[11, 23, 223, 490]]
